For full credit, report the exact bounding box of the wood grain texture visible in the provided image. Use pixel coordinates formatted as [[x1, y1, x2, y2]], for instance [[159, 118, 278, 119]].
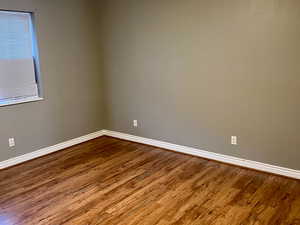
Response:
[[0, 136, 299, 225]]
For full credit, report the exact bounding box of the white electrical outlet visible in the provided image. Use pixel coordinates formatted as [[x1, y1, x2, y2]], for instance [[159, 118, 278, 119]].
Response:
[[9, 138, 15, 148], [133, 120, 138, 127], [231, 136, 237, 145]]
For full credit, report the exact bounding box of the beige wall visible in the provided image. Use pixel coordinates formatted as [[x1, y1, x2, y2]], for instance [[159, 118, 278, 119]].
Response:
[[1, 0, 299, 171], [0, 0, 104, 162], [100, 0, 300, 170]]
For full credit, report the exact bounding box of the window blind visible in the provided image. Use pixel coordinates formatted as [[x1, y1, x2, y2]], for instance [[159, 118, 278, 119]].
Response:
[[0, 11, 38, 101]]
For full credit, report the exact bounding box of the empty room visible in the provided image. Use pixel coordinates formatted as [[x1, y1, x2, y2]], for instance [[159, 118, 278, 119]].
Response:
[[0, 0, 299, 224]]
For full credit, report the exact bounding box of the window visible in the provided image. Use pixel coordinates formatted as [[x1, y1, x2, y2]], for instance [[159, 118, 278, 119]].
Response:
[[0, 10, 42, 106]]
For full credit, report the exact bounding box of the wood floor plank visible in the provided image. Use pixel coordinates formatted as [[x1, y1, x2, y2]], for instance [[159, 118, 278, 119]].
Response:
[[0, 136, 299, 225]]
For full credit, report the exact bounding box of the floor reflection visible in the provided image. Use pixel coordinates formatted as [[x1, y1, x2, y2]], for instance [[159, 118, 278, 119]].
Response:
[[0, 215, 15, 225]]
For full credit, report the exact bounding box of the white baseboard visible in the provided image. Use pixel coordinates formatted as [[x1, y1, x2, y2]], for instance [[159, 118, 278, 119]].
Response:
[[0, 130, 105, 170], [102, 130, 300, 180], [1, 129, 299, 179]]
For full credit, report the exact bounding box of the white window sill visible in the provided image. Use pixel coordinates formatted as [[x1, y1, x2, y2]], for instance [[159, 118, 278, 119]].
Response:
[[0, 96, 43, 107]]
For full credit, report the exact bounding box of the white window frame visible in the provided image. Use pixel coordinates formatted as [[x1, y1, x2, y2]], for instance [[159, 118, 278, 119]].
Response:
[[0, 9, 43, 107]]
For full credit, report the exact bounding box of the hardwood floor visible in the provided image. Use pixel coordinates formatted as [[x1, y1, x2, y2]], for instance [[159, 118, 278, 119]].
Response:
[[0, 136, 299, 225]]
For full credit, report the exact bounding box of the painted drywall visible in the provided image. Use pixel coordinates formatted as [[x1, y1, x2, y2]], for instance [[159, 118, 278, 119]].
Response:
[[0, 0, 104, 162], [99, 0, 300, 170]]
